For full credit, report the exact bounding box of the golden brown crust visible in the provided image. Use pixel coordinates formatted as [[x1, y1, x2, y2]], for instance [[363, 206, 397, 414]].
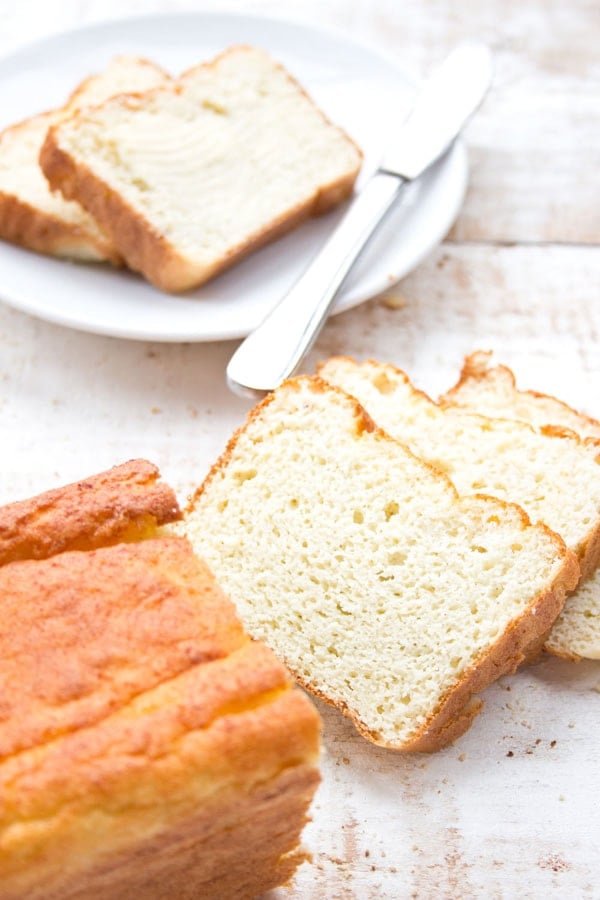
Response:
[[0, 459, 181, 566], [0, 535, 321, 897], [0, 111, 120, 262], [7, 764, 318, 900], [0, 188, 119, 261], [0, 57, 172, 262], [400, 545, 579, 751], [0, 537, 246, 759]]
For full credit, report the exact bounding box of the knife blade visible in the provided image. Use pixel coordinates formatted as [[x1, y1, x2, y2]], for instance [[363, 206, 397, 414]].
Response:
[[227, 42, 493, 398]]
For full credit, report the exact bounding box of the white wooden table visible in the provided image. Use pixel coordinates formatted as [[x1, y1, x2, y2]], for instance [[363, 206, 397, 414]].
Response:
[[1, 1, 599, 897]]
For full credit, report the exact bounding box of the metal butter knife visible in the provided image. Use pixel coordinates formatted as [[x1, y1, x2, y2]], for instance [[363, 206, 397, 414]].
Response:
[[227, 42, 493, 398]]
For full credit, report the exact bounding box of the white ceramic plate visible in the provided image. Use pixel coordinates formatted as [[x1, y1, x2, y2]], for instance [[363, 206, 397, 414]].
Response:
[[0, 12, 467, 342]]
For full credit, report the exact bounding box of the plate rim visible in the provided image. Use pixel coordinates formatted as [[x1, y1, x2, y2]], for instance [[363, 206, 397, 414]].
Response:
[[0, 10, 468, 342]]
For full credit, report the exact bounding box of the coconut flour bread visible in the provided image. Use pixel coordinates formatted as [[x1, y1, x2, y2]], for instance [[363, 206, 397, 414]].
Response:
[[0, 465, 320, 899], [183, 376, 578, 752], [0, 458, 180, 565], [40, 46, 363, 292], [441, 350, 600, 441], [440, 350, 600, 660], [0, 56, 169, 262], [318, 356, 600, 661]]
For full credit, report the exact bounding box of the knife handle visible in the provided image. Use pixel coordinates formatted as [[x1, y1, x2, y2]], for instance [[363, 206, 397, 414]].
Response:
[[226, 170, 404, 398]]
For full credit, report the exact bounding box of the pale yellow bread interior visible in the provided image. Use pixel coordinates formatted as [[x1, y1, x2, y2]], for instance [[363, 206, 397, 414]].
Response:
[[182, 376, 578, 751], [41, 46, 362, 290], [0, 55, 169, 260]]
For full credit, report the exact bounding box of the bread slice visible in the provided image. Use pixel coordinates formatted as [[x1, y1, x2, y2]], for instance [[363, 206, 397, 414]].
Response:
[[0, 55, 169, 261], [182, 376, 578, 751], [0, 458, 181, 566], [440, 350, 600, 441], [440, 350, 600, 660], [40, 46, 363, 292], [0, 535, 320, 899], [318, 356, 600, 660]]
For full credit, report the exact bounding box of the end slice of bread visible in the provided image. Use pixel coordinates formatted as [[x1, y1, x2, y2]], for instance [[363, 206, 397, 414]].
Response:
[[0, 55, 169, 261], [319, 356, 600, 661], [182, 376, 578, 751], [40, 46, 363, 292], [440, 351, 600, 660]]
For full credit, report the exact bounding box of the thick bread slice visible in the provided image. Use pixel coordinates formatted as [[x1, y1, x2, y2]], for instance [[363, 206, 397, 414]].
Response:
[[440, 350, 600, 660], [40, 46, 363, 292], [0, 536, 320, 898], [182, 376, 578, 751], [319, 357, 600, 661], [0, 459, 181, 566], [0, 56, 169, 261]]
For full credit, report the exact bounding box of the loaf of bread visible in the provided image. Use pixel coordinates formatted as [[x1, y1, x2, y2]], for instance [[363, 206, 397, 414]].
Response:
[[0, 469, 320, 898], [0, 55, 169, 261], [318, 356, 600, 661], [183, 376, 578, 751], [0, 458, 181, 565], [40, 46, 363, 292], [440, 350, 600, 660]]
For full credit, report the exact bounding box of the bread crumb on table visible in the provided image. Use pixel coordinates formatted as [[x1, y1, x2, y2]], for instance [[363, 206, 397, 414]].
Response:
[[380, 292, 408, 309]]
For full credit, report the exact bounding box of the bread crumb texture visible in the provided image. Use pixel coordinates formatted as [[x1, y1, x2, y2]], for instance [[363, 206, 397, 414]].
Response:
[[42, 46, 362, 290], [319, 356, 600, 660], [0, 56, 169, 260], [184, 376, 577, 751]]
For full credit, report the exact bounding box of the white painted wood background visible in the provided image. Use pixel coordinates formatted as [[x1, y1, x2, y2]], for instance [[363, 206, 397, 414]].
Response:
[[0, 1, 599, 897]]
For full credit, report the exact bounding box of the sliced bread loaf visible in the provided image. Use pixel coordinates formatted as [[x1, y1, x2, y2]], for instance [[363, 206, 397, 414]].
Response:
[[0, 536, 320, 898], [318, 356, 600, 660], [182, 376, 578, 751], [440, 350, 600, 660], [0, 55, 169, 261], [40, 46, 363, 292]]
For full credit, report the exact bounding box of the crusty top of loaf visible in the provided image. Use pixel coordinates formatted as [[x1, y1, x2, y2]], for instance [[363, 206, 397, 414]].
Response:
[[184, 375, 578, 751], [0, 535, 320, 893], [0, 458, 181, 566], [0, 537, 245, 759]]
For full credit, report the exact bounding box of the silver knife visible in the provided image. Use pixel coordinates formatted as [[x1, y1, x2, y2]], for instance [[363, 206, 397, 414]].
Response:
[[227, 42, 493, 398]]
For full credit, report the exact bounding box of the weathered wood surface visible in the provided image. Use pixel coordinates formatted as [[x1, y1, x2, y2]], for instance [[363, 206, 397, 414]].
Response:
[[0, 1, 599, 897]]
